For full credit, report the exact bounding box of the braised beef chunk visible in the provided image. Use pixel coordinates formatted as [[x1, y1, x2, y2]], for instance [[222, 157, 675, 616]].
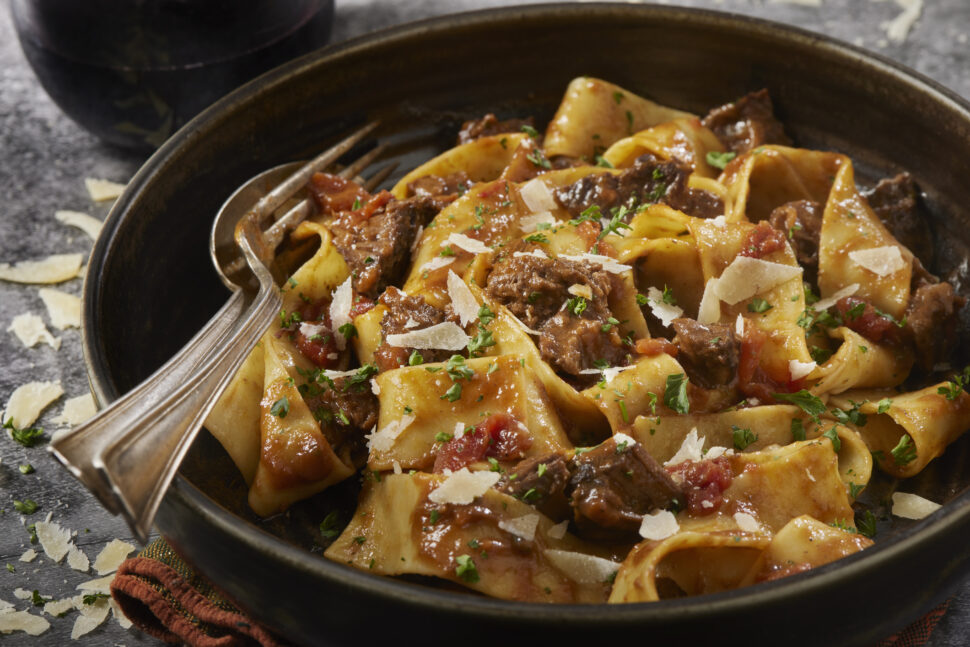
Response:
[[484, 255, 628, 376], [308, 172, 371, 217], [701, 89, 791, 154], [767, 200, 824, 283], [670, 318, 739, 389], [374, 287, 459, 371], [304, 375, 379, 469], [458, 113, 536, 145], [500, 453, 570, 514], [406, 172, 473, 202], [554, 154, 723, 220], [865, 173, 935, 266], [568, 438, 684, 534], [330, 194, 440, 298], [905, 282, 966, 371]]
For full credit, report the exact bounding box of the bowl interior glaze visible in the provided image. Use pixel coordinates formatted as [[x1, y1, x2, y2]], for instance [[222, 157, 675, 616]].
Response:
[[83, 5, 970, 646]]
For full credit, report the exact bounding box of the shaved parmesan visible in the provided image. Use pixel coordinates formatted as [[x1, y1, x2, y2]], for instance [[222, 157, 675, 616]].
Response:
[[84, 177, 126, 202], [72, 597, 110, 639], [428, 468, 501, 505], [735, 313, 745, 336], [613, 432, 637, 448], [547, 520, 569, 540], [883, 0, 922, 43], [19, 549, 37, 563], [567, 283, 592, 300], [714, 256, 802, 305], [520, 211, 558, 233], [366, 415, 415, 452], [709, 215, 728, 228], [646, 286, 683, 327], [35, 519, 73, 562], [447, 270, 479, 326], [385, 322, 470, 350], [110, 599, 132, 629], [55, 210, 102, 240], [498, 513, 541, 541], [0, 610, 50, 636], [44, 598, 75, 617], [298, 322, 328, 339], [392, 460, 403, 475], [67, 545, 89, 572], [0, 599, 12, 612], [76, 575, 114, 594], [3, 380, 63, 428], [813, 283, 859, 312], [639, 509, 680, 540], [329, 276, 353, 350], [704, 446, 733, 459], [579, 364, 634, 383], [445, 233, 492, 255], [545, 549, 620, 584], [789, 359, 817, 380], [51, 393, 97, 428], [892, 492, 941, 520], [93, 539, 135, 575], [734, 512, 762, 533], [38, 288, 81, 329], [665, 428, 704, 466], [320, 368, 364, 379], [7, 313, 61, 350], [454, 421, 467, 439], [519, 179, 558, 213], [13, 589, 32, 600], [419, 256, 455, 273], [696, 278, 721, 325], [848, 246, 907, 277], [560, 253, 631, 274], [513, 249, 548, 259], [0, 254, 83, 284]]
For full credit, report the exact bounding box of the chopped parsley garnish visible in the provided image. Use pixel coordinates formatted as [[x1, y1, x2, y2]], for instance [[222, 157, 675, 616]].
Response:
[[524, 232, 549, 244], [5, 564, 13, 573], [345, 364, 379, 391], [352, 197, 362, 210], [19, 464, 34, 475], [537, 463, 548, 477], [567, 296, 588, 316], [569, 204, 601, 227], [338, 322, 358, 340], [441, 383, 462, 402], [891, 434, 917, 465], [732, 425, 758, 450], [705, 150, 737, 170], [598, 206, 633, 240], [439, 245, 456, 257], [82, 592, 110, 605], [876, 398, 892, 414], [467, 328, 495, 356], [3, 419, 45, 447], [845, 302, 866, 320], [822, 427, 841, 452], [613, 90, 625, 104], [600, 317, 620, 332], [446, 355, 475, 381], [791, 418, 806, 442], [635, 293, 648, 306], [809, 345, 833, 363], [526, 148, 552, 169], [856, 509, 877, 538], [319, 511, 341, 539], [455, 554, 480, 583], [408, 350, 424, 366], [661, 285, 677, 305], [831, 400, 867, 427], [14, 499, 38, 515], [938, 366, 970, 401], [270, 396, 289, 418], [31, 590, 51, 607], [434, 431, 453, 443], [478, 304, 495, 326], [772, 390, 825, 422], [663, 373, 690, 414], [429, 509, 440, 524], [848, 482, 864, 499], [520, 124, 540, 138], [594, 155, 614, 168], [747, 298, 772, 314]]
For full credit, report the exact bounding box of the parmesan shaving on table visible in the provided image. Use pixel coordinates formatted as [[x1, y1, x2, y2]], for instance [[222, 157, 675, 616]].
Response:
[[0, 254, 83, 284], [84, 177, 126, 202], [38, 288, 82, 329], [7, 313, 61, 350], [55, 210, 103, 240], [3, 380, 63, 428]]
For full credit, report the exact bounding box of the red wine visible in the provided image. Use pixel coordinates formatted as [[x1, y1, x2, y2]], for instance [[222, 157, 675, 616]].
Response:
[[12, 0, 334, 151]]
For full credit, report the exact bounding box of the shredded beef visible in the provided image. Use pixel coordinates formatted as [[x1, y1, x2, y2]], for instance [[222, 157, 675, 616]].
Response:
[[670, 318, 739, 389], [554, 154, 723, 220], [568, 438, 684, 535], [701, 89, 791, 154], [406, 172, 473, 202], [304, 375, 379, 469], [865, 172, 935, 267], [767, 200, 823, 284], [457, 113, 535, 145], [905, 282, 965, 371], [330, 195, 440, 298], [373, 287, 459, 371], [308, 172, 370, 217], [484, 255, 627, 376]]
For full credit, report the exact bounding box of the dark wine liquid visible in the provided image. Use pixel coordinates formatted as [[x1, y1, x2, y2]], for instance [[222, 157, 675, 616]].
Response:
[[12, 0, 334, 151]]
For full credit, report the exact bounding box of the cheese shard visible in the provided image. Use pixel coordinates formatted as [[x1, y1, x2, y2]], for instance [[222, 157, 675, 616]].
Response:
[[446, 232, 492, 255], [734, 512, 763, 533], [892, 492, 942, 520], [35, 519, 73, 562], [365, 414, 416, 452], [0, 254, 83, 284], [665, 428, 704, 466], [813, 283, 859, 312], [696, 278, 721, 324], [55, 210, 103, 241], [71, 596, 110, 639], [419, 256, 455, 273], [713, 256, 802, 305], [498, 513, 541, 541], [848, 246, 907, 277], [3, 380, 63, 428], [329, 276, 353, 350], [93, 539, 135, 575], [520, 211, 558, 233], [520, 178, 558, 213], [789, 360, 817, 380], [51, 393, 97, 428], [84, 177, 126, 202], [385, 322, 470, 350], [544, 549, 620, 584], [19, 549, 38, 563], [428, 468, 501, 505], [67, 545, 90, 572], [0, 609, 51, 636], [7, 313, 61, 350], [560, 253, 632, 274], [646, 286, 683, 327], [639, 509, 679, 540], [447, 270, 479, 326]]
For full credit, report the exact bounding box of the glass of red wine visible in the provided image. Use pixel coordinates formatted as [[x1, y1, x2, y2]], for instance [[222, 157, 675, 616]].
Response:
[[11, 0, 334, 151]]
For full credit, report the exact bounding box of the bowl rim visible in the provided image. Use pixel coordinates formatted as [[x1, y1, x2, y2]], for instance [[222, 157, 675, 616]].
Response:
[[82, 0, 970, 631]]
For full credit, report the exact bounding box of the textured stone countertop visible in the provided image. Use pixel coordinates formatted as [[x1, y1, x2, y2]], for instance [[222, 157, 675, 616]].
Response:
[[2, 1, 969, 645]]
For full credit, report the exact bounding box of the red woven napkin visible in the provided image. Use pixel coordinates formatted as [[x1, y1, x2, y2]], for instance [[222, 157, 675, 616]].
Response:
[[111, 538, 949, 647]]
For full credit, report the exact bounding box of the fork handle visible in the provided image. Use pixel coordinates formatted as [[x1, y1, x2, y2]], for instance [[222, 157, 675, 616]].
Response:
[[49, 285, 281, 542]]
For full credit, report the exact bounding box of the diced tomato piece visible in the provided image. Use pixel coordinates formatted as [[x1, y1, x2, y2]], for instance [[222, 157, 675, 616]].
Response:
[[739, 221, 787, 259], [433, 413, 532, 472], [635, 337, 679, 357], [834, 296, 899, 344], [666, 457, 733, 515]]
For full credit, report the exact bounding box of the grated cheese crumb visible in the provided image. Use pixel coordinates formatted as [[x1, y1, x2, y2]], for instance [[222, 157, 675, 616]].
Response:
[[734, 512, 762, 533], [714, 256, 802, 305], [848, 245, 907, 277], [498, 514, 541, 541], [892, 491, 941, 520], [613, 432, 637, 448], [366, 415, 416, 453], [392, 460, 402, 475], [7, 313, 61, 350], [54, 210, 103, 241], [428, 468, 501, 505], [19, 549, 38, 563], [567, 283, 592, 300], [735, 313, 745, 337], [84, 177, 126, 202], [385, 322, 470, 350], [639, 509, 680, 540], [544, 549, 621, 584], [92, 539, 135, 575], [446, 270, 479, 326], [0, 254, 83, 284], [3, 380, 64, 428], [665, 428, 705, 466]]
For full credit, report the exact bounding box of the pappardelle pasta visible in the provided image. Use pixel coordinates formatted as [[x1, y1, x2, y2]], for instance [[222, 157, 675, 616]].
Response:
[[206, 78, 970, 603]]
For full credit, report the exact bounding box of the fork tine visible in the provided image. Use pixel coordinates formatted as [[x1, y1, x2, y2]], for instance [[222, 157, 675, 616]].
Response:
[[251, 119, 380, 222], [338, 143, 387, 180], [362, 162, 399, 192]]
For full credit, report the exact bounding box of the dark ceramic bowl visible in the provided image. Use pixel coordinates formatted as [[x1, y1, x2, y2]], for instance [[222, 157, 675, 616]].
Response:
[[83, 4, 970, 646]]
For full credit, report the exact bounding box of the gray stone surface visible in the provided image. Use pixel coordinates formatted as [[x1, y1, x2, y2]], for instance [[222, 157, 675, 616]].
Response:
[[1, 0, 969, 645]]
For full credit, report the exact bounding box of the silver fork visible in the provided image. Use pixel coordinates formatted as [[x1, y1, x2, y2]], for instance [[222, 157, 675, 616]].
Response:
[[50, 121, 390, 543]]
